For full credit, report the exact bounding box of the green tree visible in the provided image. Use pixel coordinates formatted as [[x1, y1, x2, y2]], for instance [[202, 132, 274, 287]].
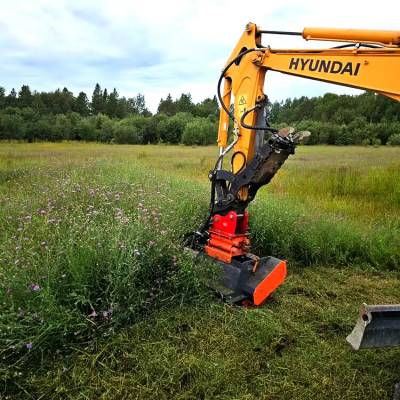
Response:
[[31, 93, 47, 114], [132, 93, 150, 115], [6, 88, 17, 107], [106, 88, 119, 118], [176, 93, 194, 114], [157, 94, 176, 116], [193, 96, 218, 118], [102, 88, 108, 112], [59, 87, 74, 114], [0, 87, 5, 109], [91, 83, 104, 115], [18, 85, 33, 108], [74, 92, 90, 116]]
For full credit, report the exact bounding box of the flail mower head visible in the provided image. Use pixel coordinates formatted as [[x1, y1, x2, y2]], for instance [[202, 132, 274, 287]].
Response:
[[210, 255, 287, 305]]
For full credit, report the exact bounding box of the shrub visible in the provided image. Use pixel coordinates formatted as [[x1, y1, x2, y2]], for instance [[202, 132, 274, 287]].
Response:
[[91, 114, 116, 142], [362, 138, 371, 146], [53, 114, 72, 140], [0, 107, 24, 140], [74, 116, 99, 141], [114, 124, 142, 144], [35, 115, 59, 141], [158, 112, 193, 143], [147, 113, 167, 143], [182, 118, 216, 145], [113, 115, 151, 144], [371, 138, 381, 147], [387, 133, 400, 146]]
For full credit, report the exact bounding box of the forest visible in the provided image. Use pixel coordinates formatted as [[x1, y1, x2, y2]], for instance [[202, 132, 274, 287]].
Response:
[[0, 84, 400, 145]]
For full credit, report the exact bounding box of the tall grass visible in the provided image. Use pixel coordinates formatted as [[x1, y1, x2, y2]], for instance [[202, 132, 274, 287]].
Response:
[[0, 157, 212, 384], [1, 143, 399, 399], [250, 195, 399, 269]]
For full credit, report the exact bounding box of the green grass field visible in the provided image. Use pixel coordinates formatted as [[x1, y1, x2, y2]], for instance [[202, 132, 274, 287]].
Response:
[[1, 142, 399, 399]]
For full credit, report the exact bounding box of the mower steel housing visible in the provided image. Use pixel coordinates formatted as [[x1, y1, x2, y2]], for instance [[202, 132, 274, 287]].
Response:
[[210, 255, 287, 305]]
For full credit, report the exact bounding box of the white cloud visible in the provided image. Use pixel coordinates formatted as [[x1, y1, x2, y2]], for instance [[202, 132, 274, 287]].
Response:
[[0, 0, 399, 111]]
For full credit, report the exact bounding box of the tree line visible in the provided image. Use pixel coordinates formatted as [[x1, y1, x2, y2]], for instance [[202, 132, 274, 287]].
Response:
[[0, 84, 219, 145], [270, 92, 400, 145], [0, 85, 399, 145]]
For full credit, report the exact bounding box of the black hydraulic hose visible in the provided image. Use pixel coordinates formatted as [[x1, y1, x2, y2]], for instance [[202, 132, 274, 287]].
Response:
[[240, 104, 278, 133], [217, 47, 266, 122], [216, 47, 279, 134], [231, 151, 247, 174]]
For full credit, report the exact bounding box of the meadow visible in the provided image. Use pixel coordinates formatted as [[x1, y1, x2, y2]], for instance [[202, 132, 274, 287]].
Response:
[[0, 142, 399, 399]]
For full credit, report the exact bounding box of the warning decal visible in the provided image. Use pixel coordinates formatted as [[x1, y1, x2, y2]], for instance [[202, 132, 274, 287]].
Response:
[[237, 94, 247, 117]]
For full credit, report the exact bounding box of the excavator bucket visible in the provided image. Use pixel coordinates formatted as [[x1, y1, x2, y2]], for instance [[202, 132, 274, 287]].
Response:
[[210, 255, 287, 305], [346, 303, 400, 350]]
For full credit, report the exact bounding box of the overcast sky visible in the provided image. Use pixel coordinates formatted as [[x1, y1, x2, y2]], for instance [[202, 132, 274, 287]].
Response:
[[1, 0, 399, 112]]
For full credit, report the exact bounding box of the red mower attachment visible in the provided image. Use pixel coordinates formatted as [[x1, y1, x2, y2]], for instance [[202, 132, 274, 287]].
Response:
[[204, 211, 250, 263], [204, 211, 287, 305]]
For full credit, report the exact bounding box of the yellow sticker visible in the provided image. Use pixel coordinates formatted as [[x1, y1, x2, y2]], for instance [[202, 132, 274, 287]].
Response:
[[237, 94, 247, 117]]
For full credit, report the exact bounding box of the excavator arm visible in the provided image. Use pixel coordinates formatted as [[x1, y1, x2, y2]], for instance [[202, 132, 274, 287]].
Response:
[[185, 23, 400, 397], [188, 23, 400, 314]]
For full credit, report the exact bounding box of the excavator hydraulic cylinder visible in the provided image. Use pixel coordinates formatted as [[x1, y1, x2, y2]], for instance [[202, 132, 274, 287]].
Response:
[[303, 27, 400, 46]]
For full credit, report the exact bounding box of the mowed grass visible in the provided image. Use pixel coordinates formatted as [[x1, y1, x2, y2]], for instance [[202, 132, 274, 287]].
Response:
[[0, 142, 399, 399]]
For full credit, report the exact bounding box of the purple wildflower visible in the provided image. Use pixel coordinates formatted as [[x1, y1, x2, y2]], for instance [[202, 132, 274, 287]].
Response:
[[29, 283, 41, 292], [26, 342, 33, 350]]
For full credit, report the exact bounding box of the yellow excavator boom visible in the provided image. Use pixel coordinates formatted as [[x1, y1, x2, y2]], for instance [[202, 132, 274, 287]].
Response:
[[218, 23, 400, 166]]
